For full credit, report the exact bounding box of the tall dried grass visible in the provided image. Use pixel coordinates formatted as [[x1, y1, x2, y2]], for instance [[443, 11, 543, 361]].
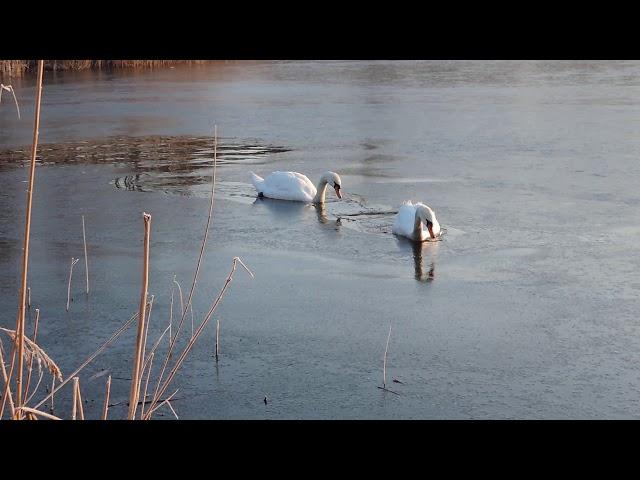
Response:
[[1, 63, 254, 420]]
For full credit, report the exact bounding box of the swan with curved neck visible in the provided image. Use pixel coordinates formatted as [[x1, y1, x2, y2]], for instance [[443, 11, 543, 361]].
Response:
[[250, 171, 342, 203], [392, 201, 441, 242]]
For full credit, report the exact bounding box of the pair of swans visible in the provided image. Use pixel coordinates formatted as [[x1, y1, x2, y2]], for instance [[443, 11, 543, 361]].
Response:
[[250, 171, 441, 242]]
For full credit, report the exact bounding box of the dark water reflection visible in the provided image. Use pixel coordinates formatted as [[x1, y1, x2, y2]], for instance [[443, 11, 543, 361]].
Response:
[[0, 135, 290, 194]]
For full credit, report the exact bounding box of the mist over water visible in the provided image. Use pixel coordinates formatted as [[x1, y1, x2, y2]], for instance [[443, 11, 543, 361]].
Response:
[[1, 61, 640, 418]]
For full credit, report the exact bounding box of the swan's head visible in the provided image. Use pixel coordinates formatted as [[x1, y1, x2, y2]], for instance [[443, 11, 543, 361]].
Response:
[[321, 171, 342, 199], [415, 204, 437, 239]]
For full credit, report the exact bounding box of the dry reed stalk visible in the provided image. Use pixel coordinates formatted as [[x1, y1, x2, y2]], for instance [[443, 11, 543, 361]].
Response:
[[24, 365, 44, 405], [0, 339, 16, 419], [150, 126, 219, 412], [76, 378, 84, 420], [145, 257, 253, 419], [71, 377, 79, 420], [215, 317, 220, 362], [49, 377, 55, 413], [377, 322, 400, 396], [0, 341, 17, 417], [27, 287, 31, 308], [139, 352, 154, 419], [33, 311, 139, 410], [11, 59, 44, 418], [128, 212, 152, 420], [82, 215, 89, 294], [0, 83, 21, 119], [14, 406, 61, 420], [172, 276, 184, 336], [191, 304, 195, 340], [169, 282, 175, 344], [383, 322, 391, 389], [66, 257, 80, 312], [166, 400, 179, 420], [140, 295, 154, 381], [146, 388, 179, 418], [23, 308, 40, 399], [102, 375, 111, 420]]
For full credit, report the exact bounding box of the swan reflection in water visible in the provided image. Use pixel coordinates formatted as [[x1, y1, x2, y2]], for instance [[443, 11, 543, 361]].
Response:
[[396, 237, 438, 282], [253, 197, 342, 228], [252, 195, 310, 221]]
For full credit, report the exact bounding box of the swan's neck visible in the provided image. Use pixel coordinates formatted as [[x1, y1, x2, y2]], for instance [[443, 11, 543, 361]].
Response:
[[413, 209, 424, 240], [312, 178, 329, 204]]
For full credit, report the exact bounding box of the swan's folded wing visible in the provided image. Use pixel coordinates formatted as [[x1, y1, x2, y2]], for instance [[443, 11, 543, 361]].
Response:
[[392, 203, 417, 237], [264, 171, 316, 201]]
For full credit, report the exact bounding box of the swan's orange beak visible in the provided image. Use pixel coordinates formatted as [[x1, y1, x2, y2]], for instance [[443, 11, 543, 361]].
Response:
[[334, 185, 342, 199], [427, 222, 435, 239]]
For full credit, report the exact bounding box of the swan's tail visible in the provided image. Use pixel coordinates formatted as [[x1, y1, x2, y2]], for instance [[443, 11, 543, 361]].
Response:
[[249, 171, 264, 193]]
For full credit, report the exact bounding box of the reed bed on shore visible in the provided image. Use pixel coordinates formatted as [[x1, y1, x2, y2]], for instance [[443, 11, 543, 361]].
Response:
[[1, 60, 211, 77]]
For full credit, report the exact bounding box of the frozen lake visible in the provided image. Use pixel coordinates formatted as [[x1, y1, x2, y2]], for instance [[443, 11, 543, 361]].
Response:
[[1, 60, 640, 418]]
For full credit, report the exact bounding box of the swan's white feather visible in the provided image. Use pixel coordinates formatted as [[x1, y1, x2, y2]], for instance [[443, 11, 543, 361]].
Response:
[[250, 171, 317, 202], [392, 201, 441, 241]]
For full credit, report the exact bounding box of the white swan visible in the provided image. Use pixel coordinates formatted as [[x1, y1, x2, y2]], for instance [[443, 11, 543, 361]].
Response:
[[250, 171, 342, 203], [392, 201, 441, 242]]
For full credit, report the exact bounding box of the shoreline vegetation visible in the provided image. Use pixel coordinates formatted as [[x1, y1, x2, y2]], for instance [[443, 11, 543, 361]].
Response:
[[0, 60, 211, 76]]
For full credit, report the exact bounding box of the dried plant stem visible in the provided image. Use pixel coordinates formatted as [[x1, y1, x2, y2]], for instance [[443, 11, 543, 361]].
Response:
[[172, 276, 184, 338], [66, 257, 80, 312], [0, 345, 16, 418], [33, 311, 138, 410], [0, 340, 15, 419], [169, 282, 175, 344], [166, 400, 179, 420], [215, 317, 220, 362], [24, 368, 44, 405], [153, 126, 218, 401], [76, 379, 84, 420], [128, 212, 152, 420], [82, 215, 89, 294], [0, 83, 21, 119], [15, 406, 61, 420], [71, 377, 79, 420], [383, 322, 392, 389], [145, 256, 253, 418], [139, 352, 154, 419], [190, 304, 195, 340], [49, 377, 55, 412], [147, 388, 179, 418], [140, 295, 154, 379], [23, 308, 40, 399], [102, 375, 111, 420], [12, 59, 44, 418], [27, 287, 31, 308]]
